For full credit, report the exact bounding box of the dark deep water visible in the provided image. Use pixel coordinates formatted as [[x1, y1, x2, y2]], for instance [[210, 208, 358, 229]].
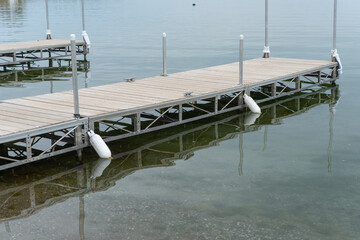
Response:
[[0, 0, 359, 239]]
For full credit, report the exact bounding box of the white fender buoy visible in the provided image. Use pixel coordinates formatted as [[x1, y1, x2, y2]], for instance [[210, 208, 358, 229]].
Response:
[[244, 112, 261, 126], [243, 93, 261, 114], [87, 130, 112, 159], [91, 158, 112, 178]]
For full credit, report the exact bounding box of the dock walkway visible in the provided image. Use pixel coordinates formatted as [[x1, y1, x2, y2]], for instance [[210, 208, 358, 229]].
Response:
[[0, 39, 86, 67], [0, 57, 337, 170]]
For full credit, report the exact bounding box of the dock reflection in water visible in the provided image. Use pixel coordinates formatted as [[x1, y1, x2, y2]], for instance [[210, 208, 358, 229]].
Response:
[[0, 59, 90, 91], [0, 86, 339, 237]]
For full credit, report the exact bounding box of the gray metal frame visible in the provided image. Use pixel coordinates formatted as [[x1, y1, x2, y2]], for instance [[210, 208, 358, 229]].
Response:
[[0, 119, 88, 170]]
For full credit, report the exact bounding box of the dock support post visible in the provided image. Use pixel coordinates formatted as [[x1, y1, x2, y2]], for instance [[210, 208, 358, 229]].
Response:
[[26, 135, 32, 159], [215, 97, 218, 114], [262, 0, 270, 58], [135, 113, 141, 132], [45, 0, 52, 39], [317, 71, 321, 83], [179, 104, 183, 122], [295, 77, 301, 90], [271, 83, 276, 96], [239, 35, 244, 85], [238, 91, 244, 108], [161, 32, 167, 76]]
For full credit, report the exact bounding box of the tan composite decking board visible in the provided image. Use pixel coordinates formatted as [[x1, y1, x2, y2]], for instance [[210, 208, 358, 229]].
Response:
[[0, 57, 336, 137], [74, 88, 171, 102], [0, 39, 85, 53], [0, 102, 74, 119], [0, 110, 64, 124]]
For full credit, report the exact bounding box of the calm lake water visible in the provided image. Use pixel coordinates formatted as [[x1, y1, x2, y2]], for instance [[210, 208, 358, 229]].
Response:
[[0, 0, 359, 239]]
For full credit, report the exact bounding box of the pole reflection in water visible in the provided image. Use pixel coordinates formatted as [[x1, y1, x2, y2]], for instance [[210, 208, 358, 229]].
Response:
[[327, 87, 338, 172], [0, 86, 339, 237]]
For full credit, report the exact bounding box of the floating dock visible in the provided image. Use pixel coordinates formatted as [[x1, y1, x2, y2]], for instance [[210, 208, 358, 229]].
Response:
[[0, 57, 338, 170], [0, 39, 87, 69], [0, 0, 342, 170], [0, 0, 90, 71], [0, 86, 339, 225]]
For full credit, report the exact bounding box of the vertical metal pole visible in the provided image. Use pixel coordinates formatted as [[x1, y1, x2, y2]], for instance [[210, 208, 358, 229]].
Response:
[[71, 35, 83, 155], [81, 0, 90, 61], [161, 32, 167, 76], [332, 0, 337, 52], [239, 34, 244, 85], [71, 34, 80, 118], [81, 0, 86, 32], [331, 0, 338, 73], [265, 0, 268, 47], [45, 0, 51, 39], [263, 0, 270, 58]]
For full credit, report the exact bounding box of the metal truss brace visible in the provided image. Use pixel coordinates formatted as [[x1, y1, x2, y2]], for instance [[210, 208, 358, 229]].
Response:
[[278, 77, 297, 96], [100, 121, 133, 134], [144, 106, 174, 130], [254, 88, 272, 98], [221, 92, 241, 111], [39, 126, 79, 156], [187, 103, 212, 114], [0, 156, 20, 162], [302, 75, 317, 84]]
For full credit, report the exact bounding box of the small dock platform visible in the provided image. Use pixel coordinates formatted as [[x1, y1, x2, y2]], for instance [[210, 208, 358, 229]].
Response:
[[0, 39, 87, 68], [0, 57, 338, 170]]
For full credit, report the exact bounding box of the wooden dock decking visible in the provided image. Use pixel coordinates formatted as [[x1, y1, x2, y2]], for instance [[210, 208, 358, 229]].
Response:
[[0, 39, 87, 67], [0, 40, 84, 53], [0, 57, 338, 170], [0, 57, 335, 136]]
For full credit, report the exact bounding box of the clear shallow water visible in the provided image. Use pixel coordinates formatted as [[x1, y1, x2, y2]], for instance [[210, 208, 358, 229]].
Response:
[[0, 0, 359, 239]]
